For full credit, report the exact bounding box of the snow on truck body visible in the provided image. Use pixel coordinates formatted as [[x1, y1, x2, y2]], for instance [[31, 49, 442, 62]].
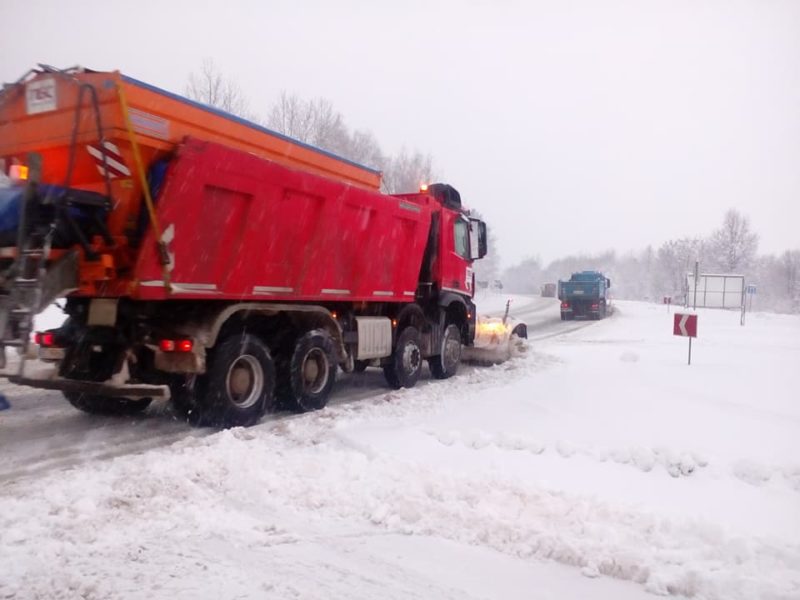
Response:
[[0, 65, 495, 427]]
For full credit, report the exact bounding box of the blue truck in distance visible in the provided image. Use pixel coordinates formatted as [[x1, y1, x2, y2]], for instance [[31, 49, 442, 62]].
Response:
[[558, 271, 611, 320]]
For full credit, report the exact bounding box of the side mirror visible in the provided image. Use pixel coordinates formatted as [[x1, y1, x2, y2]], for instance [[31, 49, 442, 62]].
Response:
[[606, 278, 611, 288], [469, 219, 487, 260]]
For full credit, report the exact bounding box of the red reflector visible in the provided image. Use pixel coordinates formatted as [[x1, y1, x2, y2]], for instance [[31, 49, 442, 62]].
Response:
[[41, 332, 55, 347], [591, 304, 599, 309], [160, 339, 176, 352], [561, 302, 569, 308], [177, 339, 193, 353]]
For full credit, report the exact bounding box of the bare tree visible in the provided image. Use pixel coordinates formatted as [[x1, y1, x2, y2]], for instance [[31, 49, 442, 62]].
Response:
[[345, 130, 384, 169], [501, 256, 543, 294], [267, 91, 441, 191], [707, 209, 759, 273], [655, 237, 705, 296], [781, 249, 800, 302], [267, 93, 347, 151], [185, 58, 253, 119], [469, 209, 501, 284], [381, 149, 436, 194]]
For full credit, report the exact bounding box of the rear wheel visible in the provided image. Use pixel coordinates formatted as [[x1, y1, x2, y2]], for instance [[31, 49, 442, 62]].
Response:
[[168, 375, 201, 422], [429, 324, 462, 380], [193, 334, 276, 427], [279, 329, 337, 413], [64, 391, 151, 416], [383, 326, 423, 389]]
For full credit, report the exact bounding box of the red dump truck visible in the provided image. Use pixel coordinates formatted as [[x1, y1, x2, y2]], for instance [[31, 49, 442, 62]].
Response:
[[0, 65, 489, 426]]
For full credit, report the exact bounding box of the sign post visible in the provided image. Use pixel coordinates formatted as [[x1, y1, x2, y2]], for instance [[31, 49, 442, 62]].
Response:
[[673, 313, 698, 365], [746, 284, 756, 311]]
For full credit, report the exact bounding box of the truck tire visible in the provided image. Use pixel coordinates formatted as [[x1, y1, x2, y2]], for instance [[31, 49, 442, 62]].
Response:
[[168, 375, 201, 423], [282, 329, 337, 413], [429, 324, 462, 380], [64, 391, 151, 416], [384, 326, 423, 389], [193, 334, 276, 427]]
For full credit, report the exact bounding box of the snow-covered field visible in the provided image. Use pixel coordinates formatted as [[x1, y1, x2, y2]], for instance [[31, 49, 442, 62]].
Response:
[[1, 300, 799, 599]]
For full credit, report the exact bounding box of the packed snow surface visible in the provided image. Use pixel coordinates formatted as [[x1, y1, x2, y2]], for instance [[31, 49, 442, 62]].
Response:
[[1, 300, 799, 599]]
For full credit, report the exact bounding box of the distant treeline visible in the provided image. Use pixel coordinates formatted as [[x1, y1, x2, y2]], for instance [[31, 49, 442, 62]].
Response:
[[500, 209, 800, 314]]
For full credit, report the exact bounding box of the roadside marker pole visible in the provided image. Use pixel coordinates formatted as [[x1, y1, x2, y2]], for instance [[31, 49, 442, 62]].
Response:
[[673, 313, 698, 366]]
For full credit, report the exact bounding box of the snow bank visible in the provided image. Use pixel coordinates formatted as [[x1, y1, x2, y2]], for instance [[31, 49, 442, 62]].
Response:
[[2, 301, 799, 599], [473, 291, 537, 316]]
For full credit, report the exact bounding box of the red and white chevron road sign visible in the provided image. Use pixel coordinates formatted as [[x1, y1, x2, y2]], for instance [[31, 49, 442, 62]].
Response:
[[673, 313, 698, 338]]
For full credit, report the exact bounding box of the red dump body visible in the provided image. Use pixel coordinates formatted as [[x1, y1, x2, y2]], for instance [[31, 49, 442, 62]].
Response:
[[131, 138, 433, 303]]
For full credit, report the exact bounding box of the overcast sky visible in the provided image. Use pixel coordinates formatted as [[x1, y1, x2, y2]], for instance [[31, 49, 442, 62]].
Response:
[[3, 0, 798, 267]]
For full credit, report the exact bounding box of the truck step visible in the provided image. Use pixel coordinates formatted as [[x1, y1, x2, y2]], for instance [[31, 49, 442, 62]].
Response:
[[1, 340, 25, 347], [13, 279, 41, 288], [21, 249, 45, 257]]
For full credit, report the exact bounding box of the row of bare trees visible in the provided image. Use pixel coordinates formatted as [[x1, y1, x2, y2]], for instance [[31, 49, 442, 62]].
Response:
[[501, 210, 800, 314], [184, 59, 434, 194]]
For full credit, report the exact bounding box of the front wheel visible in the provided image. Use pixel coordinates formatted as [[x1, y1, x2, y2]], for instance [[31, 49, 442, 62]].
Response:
[[64, 391, 151, 416], [193, 334, 276, 427], [383, 326, 423, 389], [429, 324, 462, 379]]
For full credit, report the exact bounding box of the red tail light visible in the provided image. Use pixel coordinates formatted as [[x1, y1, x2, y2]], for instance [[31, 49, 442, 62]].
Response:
[[34, 331, 63, 347], [160, 339, 193, 353], [561, 302, 570, 308], [591, 303, 599, 310]]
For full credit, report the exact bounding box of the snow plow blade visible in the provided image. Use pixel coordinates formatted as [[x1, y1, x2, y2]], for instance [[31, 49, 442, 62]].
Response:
[[462, 315, 528, 365]]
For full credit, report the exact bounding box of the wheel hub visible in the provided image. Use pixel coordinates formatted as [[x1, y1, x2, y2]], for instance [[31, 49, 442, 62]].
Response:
[[225, 355, 264, 408], [443, 336, 461, 367], [302, 348, 329, 394], [403, 344, 421, 373]]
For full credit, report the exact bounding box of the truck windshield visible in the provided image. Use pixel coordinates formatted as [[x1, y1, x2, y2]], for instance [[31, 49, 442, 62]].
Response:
[[454, 218, 469, 259]]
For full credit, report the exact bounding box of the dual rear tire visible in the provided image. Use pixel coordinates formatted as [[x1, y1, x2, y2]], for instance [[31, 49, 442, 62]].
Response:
[[185, 334, 277, 427], [278, 329, 337, 413], [174, 329, 337, 427]]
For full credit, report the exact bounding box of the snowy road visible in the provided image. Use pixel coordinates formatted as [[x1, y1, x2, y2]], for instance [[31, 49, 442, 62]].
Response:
[[0, 295, 562, 485], [3, 299, 798, 599]]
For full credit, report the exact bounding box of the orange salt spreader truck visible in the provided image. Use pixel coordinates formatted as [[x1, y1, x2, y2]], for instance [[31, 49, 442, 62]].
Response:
[[0, 65, 524, 427]]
